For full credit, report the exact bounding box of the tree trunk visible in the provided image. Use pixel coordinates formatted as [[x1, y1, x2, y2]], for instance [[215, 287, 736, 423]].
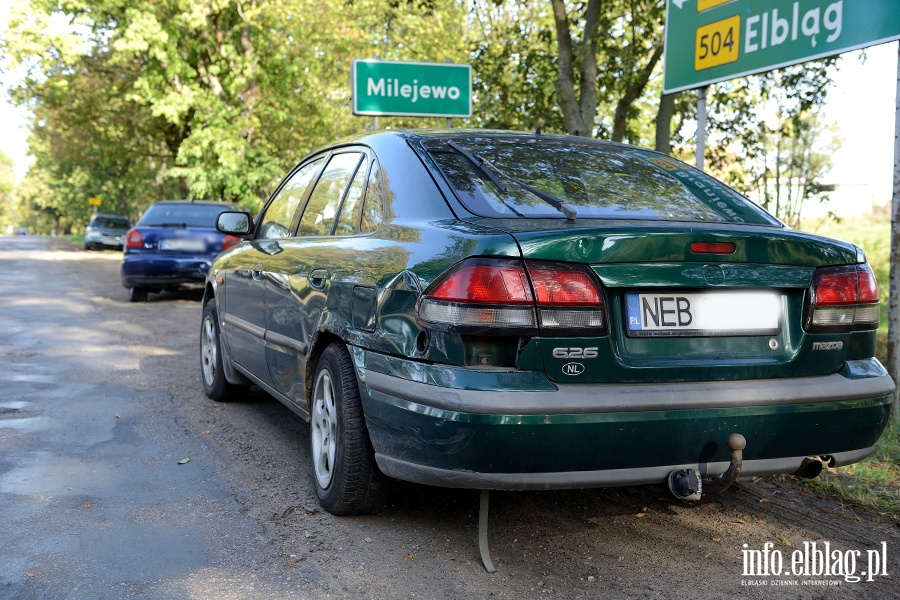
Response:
[[612, 39, 664, 142], [888, 41, 900, 422], [550, 0, 602, 137], [655, 92, 676, 154]]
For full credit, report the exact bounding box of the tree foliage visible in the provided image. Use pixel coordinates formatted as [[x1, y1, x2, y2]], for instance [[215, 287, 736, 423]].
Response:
[[2, 0, 839, 232], [0, 151, 15, 231]]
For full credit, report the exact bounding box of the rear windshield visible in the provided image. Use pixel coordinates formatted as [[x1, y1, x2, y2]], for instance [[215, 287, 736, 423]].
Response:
[[423, 137, 780, 226], [138, 203, 231, 228]]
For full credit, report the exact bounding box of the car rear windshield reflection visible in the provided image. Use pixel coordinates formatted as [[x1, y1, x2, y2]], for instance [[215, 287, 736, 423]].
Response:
[[425, 137, 780, 226], [139, 204, 228, 227]]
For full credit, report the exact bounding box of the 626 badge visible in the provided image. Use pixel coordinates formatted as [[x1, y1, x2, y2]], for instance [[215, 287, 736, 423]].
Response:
[[552, 347, 599, 359]]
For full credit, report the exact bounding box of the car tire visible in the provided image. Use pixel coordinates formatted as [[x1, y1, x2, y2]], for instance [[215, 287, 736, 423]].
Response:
[[310, 343, 388, 516], [128, 287, 149, 302], [200, 299, 249, 402]]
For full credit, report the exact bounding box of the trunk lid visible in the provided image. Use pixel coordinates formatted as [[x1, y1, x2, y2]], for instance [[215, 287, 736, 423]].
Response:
[[473, 220, 867, 384]]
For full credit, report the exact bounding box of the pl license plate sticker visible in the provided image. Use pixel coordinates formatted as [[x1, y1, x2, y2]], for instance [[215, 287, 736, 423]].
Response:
[[625, 291, 781, 337]]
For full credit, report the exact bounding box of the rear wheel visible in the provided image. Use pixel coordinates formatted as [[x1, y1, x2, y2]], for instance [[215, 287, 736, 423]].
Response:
[[128, 287, 149, 302], [200, 298, 249, 402], [310, 343, 388, 515]]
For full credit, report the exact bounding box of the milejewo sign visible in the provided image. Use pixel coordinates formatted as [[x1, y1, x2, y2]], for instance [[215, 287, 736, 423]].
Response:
[[352, 59, 472, 118], [663, 0, 900, 93]]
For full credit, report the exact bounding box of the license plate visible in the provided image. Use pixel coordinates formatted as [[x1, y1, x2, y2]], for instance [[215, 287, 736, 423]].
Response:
[[160, 238, 206, 252], [625, 291, 781, 337]]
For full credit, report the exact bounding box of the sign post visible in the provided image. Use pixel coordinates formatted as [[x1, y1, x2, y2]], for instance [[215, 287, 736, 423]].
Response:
[[352, 59, 472, 119], [891, 42, 900, 422]]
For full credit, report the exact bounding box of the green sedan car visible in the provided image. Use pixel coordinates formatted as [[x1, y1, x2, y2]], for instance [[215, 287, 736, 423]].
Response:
[[200, 130, 893, 515]]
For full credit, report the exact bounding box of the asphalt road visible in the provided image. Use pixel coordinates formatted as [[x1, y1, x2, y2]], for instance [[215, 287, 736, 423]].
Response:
[[1, 236, 897, 599]]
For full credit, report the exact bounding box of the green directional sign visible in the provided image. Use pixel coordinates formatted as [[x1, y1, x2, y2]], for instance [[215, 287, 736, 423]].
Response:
[[352, 59, 472, 118], [664, 0, 900, 93]]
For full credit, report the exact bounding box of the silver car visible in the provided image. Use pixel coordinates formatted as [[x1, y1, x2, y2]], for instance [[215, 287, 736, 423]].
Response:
[[85, 214, 131, 250]]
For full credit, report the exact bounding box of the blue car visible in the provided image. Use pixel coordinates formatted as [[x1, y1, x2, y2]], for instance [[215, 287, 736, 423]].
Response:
[[121, 201, 243, 302]]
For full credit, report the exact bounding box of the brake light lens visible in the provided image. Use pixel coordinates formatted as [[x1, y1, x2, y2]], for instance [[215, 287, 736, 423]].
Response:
[[690, 241, 736, 254], [528, 266, 601, 305], [125, 229, 143, 249], [807, 264, 879, 331], [416, 258, 606, 335], [429, 263, 532, 304], [222, 234, 241, 251]]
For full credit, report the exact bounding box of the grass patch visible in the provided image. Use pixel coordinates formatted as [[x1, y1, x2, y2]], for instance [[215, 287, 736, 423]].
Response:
[[800, 424, 900, 522], [798, 213, 898, 521]]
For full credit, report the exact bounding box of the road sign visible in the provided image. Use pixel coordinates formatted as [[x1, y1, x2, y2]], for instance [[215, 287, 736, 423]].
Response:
[[88, 197, 102, 206], [352, 59, 472, 118], [664, 0, 900, 93]]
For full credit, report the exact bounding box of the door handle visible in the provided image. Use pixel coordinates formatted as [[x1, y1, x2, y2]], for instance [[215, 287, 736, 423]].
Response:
[[308, 268, 328, 290], [251, 263, 264, 281]]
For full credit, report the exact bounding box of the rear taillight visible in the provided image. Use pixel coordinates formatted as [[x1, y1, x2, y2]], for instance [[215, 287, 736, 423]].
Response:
[[125, 230, 143, 249], [806, 264, 880, 332], [417, 259, 537, 333], [527, 263, 605, 331], [416, 258, 605, 335], [222, 235, 241, 250]]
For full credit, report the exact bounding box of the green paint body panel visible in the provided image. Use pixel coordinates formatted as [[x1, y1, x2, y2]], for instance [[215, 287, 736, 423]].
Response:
[[364, 396, 890, 474], [475, 221, 859, 267], [356, 349, 892, 478]]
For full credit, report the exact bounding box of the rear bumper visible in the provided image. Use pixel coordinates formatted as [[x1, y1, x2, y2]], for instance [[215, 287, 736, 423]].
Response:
[[121, 255, 211, 289], [86, 236, 124, 249], [351, 348, 894, 490]]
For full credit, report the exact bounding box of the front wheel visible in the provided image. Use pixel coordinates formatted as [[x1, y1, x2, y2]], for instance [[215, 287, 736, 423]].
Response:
[[200, 298, 249, 402], [310, 343, 388, 515]]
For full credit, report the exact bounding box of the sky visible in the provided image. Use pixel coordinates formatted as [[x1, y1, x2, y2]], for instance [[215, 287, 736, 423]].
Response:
[[816, 42, 897, 217], [0, 4, 897, 217]]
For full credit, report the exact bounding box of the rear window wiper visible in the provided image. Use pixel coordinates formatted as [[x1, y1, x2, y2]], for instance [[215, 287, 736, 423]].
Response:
[[446, 141, 509, 195], [446, 141, 577, 222]]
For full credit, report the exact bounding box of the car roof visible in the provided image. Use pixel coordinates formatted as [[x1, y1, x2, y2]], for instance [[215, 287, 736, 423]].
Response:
[[148, 200, 239, 207], [322, 128, 634, 151]]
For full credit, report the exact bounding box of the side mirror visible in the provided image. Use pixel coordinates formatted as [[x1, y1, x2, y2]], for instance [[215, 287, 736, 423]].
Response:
[[217, 211, 252, 236]]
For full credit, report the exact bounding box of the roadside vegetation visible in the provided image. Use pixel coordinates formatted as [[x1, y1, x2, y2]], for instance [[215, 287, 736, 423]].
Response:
[[1, 0, 835, 235], [797, 211, 899, 522]]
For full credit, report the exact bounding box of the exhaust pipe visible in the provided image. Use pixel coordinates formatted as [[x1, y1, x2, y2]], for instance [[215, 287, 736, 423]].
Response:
[[793, 456, 824, 479], [667, 433, 746, 500]]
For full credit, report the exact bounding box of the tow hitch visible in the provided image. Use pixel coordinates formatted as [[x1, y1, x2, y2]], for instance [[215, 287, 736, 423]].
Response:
[[668, 433, 746, 501]]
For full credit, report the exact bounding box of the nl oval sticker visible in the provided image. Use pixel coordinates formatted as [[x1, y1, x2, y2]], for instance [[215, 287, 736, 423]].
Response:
[[562, 362, 585, 376]]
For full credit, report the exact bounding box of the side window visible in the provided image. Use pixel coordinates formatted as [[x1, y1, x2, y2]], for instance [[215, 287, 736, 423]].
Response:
[[298, 152, 363, 237], [258, 157, 324, 240], [360, 158, 384, 234], [333, 156, 368, 236]]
